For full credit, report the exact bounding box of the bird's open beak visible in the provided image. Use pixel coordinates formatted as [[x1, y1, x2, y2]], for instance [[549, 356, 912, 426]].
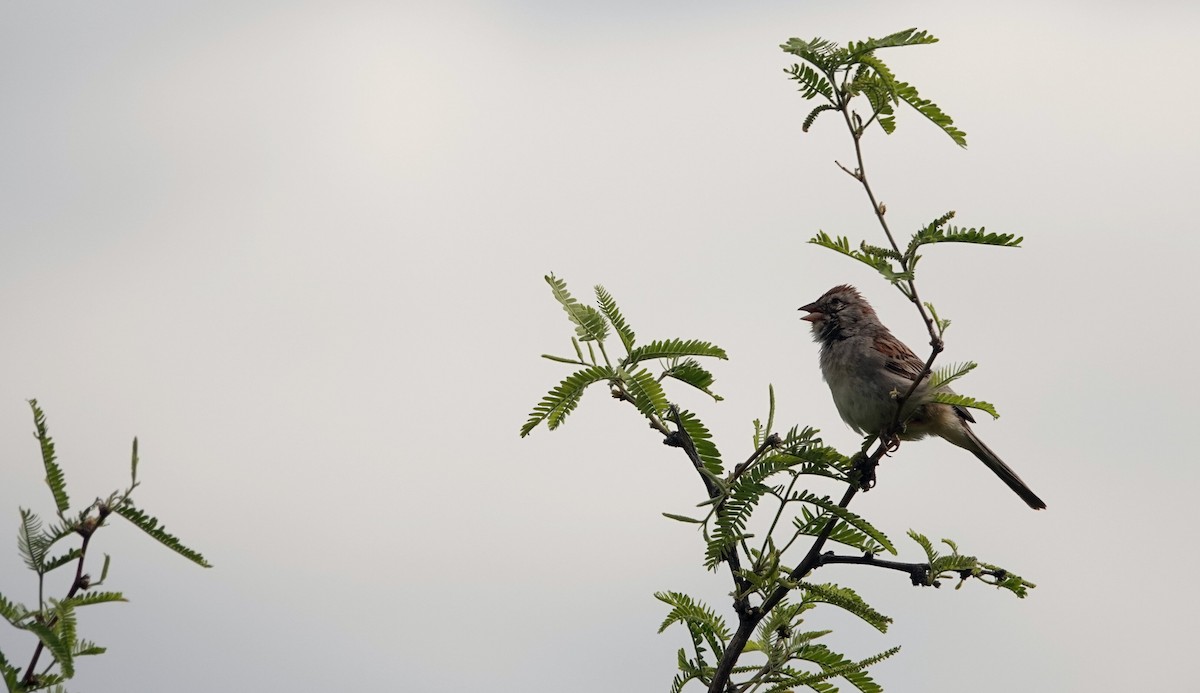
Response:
[[798, 302, 822, 323]]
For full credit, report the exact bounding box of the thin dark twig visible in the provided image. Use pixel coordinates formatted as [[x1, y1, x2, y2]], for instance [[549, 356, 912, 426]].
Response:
[[663, 407, 721, 498], [705, 435, 892, 693], [706, 59, 964, 693], [836, 97, 944, 436], [727, 434, 782, 487], [22, 521, 98, 685], [817, 552, 1013, 588], [662, 407, 755, 619], [817, 553, 931, 585]]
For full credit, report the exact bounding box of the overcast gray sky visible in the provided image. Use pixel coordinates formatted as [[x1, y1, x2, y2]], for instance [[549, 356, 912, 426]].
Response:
[[2, 1, 1197, 691]]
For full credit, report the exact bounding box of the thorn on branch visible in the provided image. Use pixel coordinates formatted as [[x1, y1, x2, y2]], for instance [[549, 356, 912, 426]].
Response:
[[834, 160, 863, 180]]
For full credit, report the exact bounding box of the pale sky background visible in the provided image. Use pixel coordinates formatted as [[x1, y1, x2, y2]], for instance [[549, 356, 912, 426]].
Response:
[[1, 1, 1197, 691]]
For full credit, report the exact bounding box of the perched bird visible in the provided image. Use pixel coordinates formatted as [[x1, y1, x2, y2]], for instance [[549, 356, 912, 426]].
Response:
[[799, 284, 1046, 510]]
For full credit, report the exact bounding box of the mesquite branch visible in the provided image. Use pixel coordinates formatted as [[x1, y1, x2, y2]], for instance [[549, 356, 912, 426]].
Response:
[[694, 65, 956, 693], [515, 34, 1026, 693], [21, 506, 110, 686], [836, 98, 945, 435]]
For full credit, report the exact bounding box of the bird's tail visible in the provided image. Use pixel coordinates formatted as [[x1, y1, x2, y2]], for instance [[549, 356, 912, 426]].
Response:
[[956, 426, 1047, 510]]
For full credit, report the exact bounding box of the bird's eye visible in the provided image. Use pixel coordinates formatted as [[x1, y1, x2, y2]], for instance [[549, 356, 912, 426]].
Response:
[[829, 298, 843, 310]]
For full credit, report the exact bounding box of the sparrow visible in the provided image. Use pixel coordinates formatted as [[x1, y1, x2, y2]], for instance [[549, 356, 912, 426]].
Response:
[[799, 284, 1046, 510]]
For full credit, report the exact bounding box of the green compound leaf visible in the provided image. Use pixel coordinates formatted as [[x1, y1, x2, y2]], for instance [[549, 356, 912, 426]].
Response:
[[893, 80, 966, 147], [791, 492, 896, 555], [620, 367, 669, 421], [545, 274, 609, 343], [60, 591, 127, 609], [25, 619, 73, 678], [626, 339, 728, 364], [0, 591, 29, 626], [18, 509, 50, 574], [29, 400, 71, 515], [793, 507, 887, 556], [594, 285, 636, 354], [927, 361, 977, 391], [929, 392, 999, 419], [0, 648, 19, 691], [114, 503, 211, 568], [846, 28, 939, 58], [809, 232, 913, 284], [799, 582, 892, 634], [520, 365, 614, 437], [661, 358, 723, 401], [676, 409, 723, 477]]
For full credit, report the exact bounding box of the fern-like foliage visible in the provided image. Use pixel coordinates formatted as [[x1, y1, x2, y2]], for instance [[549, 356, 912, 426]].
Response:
[[656, 591, 731, 655], [41, 548, 83, 574], [520, 365, 614, 437], [906, 222, 1022, 258], [661, 358, 723, 402], [749, 425, 852, 486], [759, 451, 849, 485], [523, 270, 1034, 691], [0, 591, 29, 626], [785, 62, 835, 102], [809, 232, 913, 285], [621, 367, 669, 421], [657, 591, 731, 691], [757, 640, 899, 693], [595, 285, 636, 354], [676, 409, 723, 477], [907, 531, 1034, 597], [923, 301, 951, 335], [59, 592, 127, 609], [625, 339, 728, 365], [893, 80, 966, 147], [802, 103, 837, 132], [845, 28, 938, 57], [793, 508, 886, 556], [73, 639, 106, 657], [707, 478, 775, 570], [545, 274, 609, 342], [25, 619, 73, 679], [51, 600, 79, 677], [928, 392, 999, 419], [0, 648, 18, 691], [927, 361, 977, 391], [789, 492, 896, 555], [775, 427, 852, 470], [29, 399, 71, 516], [8, 402, 212, 690], [525, 276, 729, 439], [798, 582, 891, 633], [709, 450, 825, 570], [18, 508, 50, 574], [114, 503, 211, 567], [781, 28, 964, 147]]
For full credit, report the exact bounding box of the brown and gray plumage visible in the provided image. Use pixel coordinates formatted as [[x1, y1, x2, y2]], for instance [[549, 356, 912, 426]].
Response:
[[799, 284, 1046, 510]]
